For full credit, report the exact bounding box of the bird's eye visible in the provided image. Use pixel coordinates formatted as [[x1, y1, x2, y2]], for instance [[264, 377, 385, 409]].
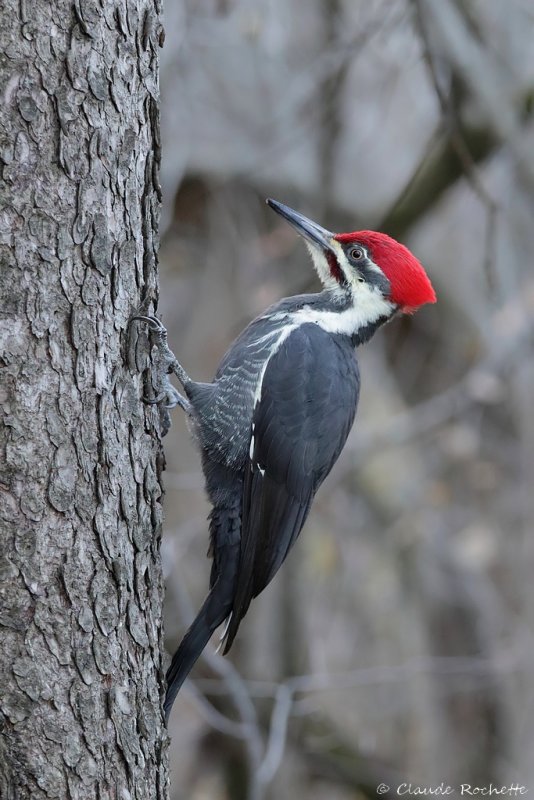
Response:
[[349, 247, 364, 261]]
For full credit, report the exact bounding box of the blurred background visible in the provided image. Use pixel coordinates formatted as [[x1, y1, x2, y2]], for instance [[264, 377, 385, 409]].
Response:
[[156, 1, 534, 797]]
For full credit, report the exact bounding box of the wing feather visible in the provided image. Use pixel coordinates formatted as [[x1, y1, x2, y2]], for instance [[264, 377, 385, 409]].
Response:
[[223, 324, 360, 653]]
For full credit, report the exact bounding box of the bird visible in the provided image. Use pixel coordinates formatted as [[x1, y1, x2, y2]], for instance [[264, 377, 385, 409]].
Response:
[[132, 198, 436, 720]]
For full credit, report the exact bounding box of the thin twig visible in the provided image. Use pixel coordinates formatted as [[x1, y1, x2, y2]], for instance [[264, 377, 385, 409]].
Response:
[[256, 684, 294, 789]]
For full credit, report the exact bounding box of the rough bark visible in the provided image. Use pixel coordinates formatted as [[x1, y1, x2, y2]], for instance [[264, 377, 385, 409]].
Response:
[[0, 1, 168, 798]]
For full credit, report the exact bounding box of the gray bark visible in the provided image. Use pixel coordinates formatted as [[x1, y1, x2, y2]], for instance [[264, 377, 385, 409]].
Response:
[[0, 1, 168, 798]]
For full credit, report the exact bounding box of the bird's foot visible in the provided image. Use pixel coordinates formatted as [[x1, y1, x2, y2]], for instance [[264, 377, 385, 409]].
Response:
[[130, 315, 192, 414]]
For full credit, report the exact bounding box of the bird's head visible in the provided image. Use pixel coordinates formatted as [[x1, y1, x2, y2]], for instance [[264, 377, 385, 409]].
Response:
[[267, 199, 436, 318]]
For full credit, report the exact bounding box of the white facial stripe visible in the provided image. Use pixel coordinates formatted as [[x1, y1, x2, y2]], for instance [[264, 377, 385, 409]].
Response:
[[304, 242, 339, 290], [305, 236, 387, 295], [330, 240, 351, 285], [291, 287, 394, 336]]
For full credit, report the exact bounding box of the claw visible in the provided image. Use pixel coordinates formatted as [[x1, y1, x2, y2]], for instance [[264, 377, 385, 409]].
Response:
[[130, 313, 192, 418], [164, 385, 190, 411], [130, 315, 167, 337], [143, 391, 167, 405], [143, 385, 189, 412], [130, 314, 159, 327]]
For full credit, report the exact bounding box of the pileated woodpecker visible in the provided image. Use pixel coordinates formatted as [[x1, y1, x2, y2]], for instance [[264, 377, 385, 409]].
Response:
[[133, 199, 436, 720]]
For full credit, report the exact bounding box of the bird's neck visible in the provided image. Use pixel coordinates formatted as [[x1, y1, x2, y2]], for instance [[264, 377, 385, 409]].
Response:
[[275, 289, 395, 347]]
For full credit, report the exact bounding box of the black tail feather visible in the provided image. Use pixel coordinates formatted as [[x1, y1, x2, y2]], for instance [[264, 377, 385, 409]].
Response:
[[164, 498, 241, 721], [164, 589, 229, 720]]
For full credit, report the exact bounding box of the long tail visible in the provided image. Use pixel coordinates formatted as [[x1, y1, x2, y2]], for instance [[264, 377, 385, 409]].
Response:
[[163, 586, 230, 719], [164, 498, 241, 721]]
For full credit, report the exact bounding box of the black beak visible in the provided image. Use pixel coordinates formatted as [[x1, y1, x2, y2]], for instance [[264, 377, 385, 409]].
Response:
[[267, 199, 335, 254]]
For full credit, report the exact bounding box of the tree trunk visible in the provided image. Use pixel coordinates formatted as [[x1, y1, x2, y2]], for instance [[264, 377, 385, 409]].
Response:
[[0, 1, 168, 798]]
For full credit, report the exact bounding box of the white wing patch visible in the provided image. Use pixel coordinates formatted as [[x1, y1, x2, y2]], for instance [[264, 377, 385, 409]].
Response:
[[247, 326, 297, 475], [251, 323, 297, 409], [215, 613, 233, 653]]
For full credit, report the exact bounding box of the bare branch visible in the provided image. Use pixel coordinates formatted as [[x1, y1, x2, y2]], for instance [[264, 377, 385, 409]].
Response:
[[411, 0, 500, 293]]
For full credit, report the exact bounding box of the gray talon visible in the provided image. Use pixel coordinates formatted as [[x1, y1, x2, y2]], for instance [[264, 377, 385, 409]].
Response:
[[130, 315, 193, 420], [143, 391, 167, 405]]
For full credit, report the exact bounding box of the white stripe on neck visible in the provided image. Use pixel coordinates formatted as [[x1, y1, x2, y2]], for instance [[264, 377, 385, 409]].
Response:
[[290, 287, 394, 336]]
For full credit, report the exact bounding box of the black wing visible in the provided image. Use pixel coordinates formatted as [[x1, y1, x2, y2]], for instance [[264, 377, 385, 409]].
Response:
[[223, 324, 360, 652]]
